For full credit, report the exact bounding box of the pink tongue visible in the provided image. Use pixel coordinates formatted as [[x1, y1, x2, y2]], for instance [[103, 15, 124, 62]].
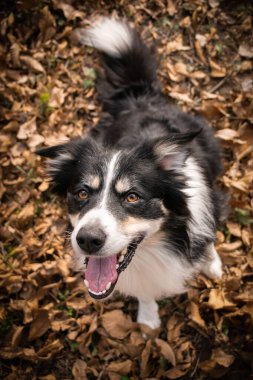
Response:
[[85, 254, 118, 293]]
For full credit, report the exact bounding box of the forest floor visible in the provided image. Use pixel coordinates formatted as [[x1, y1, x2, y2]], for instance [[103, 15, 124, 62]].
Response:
[[0, 0, 253, 379]]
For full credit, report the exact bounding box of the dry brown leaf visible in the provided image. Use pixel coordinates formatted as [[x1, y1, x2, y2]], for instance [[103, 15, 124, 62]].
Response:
[[219, 240, 242, 252], [53, 1, 85, 20], [166, 35, 190, 54], [210, 69, 227, 78], [39, 181, 50, 192], [226, 222, 241, 238], [165, 367, 188, 379], [169, 91, 193, 104], [39, 375, 57, 380], [48, 87, 66, 108], [11, 326, 24, 348], [155, 338, 176, 366], [17, 203, 35, 224], [39, 6, 56, 42], [238, 44, 253, 58], [37, 339, 63, 358], [72, 359, 88, 380], [20, 56, 45, 73], [10, 42, 20, 67], [101, 310, 133, 339], [107, 360, 132, 375], [212, 348, 234, 367], [140, 339, 152, 378], [17, 116, 37, 140], [215, 128, 239, 141], [188, 301, 206, 329], [28, 309, 50, 341], [208, 288, 236, 310], [27, 133, 45, 148], [167, 0, 177, 16]]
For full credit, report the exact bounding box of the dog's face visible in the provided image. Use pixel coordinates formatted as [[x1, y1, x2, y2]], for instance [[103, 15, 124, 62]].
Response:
[[38, 131, 197, 299]]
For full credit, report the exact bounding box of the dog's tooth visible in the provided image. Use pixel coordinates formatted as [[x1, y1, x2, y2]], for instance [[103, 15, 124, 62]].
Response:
[[118, 255, 124, 263], [89, 288, 101, 296], [102, 290, 106, 294], [116, 264, 119, 269], [106, 282, 111, 291], [84, 279, 89, 288], [122, 248, 127, 255]]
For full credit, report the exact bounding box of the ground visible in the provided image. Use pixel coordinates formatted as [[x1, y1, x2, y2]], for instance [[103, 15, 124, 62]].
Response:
[[0, 0, 253, 379]]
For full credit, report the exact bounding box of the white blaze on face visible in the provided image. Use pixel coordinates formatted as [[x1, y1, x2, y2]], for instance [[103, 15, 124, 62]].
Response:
[[71, 152, 129, 257], [100, 152, 120, 208]]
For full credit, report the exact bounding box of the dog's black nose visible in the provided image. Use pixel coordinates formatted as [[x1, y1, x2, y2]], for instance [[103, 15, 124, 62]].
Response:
[[76, 228, 106, 254]]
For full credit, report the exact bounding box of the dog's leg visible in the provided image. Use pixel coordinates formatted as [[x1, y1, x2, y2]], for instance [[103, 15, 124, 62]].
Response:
[[202, 243, 222, 279], [137, 299, 161, 329]]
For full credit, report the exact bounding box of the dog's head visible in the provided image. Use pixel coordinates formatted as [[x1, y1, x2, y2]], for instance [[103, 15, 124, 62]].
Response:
[[38, 131, 198, 299]]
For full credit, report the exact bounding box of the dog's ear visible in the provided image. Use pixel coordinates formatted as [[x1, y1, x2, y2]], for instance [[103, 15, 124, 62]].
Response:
[[153, 129, 201, 171], [36, 144, 67, 158], [37, 138, 97, 195], [36, 141, 77, 195]]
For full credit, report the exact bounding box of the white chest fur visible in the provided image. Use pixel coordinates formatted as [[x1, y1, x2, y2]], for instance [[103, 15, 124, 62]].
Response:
[[115, 232, 194, 302]]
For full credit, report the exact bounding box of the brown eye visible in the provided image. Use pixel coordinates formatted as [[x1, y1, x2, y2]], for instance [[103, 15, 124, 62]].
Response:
[[77, 189, 89, 201], [126, 193, 139, 203]]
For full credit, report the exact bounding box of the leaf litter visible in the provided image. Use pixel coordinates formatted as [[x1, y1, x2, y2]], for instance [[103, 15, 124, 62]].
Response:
[[0, 0, 253, 379]]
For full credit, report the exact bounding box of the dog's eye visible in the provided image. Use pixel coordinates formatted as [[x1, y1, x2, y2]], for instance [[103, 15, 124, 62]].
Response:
[[126, 193, 140, 203], [77, 189, 89, 201]]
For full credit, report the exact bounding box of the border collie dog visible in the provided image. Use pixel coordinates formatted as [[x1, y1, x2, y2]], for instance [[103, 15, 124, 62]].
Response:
[[38, 18, 226, 329]]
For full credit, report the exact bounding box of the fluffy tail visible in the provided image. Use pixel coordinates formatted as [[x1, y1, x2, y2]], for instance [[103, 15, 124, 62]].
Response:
[[81, 18, 159, 115]]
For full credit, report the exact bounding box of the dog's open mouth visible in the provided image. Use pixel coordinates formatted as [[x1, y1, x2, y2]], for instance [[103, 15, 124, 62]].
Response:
[[83, 236, 144, 299]]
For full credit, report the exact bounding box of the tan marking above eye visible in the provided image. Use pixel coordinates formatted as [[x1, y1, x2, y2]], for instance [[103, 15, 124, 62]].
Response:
[[87, 175, 100, 190], [115, 177, 131, 193]]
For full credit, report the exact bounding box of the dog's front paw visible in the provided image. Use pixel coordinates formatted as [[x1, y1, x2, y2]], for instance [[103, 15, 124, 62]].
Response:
[[137, 299, 161, 329], [205, 258, 222, 279], [203, 244, 223, 280], [137, 313, 161, 329]]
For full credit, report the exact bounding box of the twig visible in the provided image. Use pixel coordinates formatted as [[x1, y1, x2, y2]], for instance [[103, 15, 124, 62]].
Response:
[[209, 76, 228, 93]]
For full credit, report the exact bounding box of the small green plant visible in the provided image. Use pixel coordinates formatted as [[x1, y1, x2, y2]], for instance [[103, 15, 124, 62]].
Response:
[[215, 42, 223, 54], [39, 91, 54, 118], [234, 208, 253, 226], [69, 341, 79, 352], [57, 290, 69, 301], [83, 67, 96, 89], [67, 306, 76, 317]]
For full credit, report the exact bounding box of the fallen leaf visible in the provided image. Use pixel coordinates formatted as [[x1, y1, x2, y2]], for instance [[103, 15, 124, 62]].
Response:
[[28, 309, 50, 341], [17, 117, 37, 140], [188, 301, 206, 329], [107, 360, 132, 375], [155, 338, 176, 366], [72, 359, 88, 380], [238, 44, 253, 58], [101, 310, 133, 339], [215, 128, 238, 141], [208, 288, 236, 310], [20, 56, 46, 73]]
